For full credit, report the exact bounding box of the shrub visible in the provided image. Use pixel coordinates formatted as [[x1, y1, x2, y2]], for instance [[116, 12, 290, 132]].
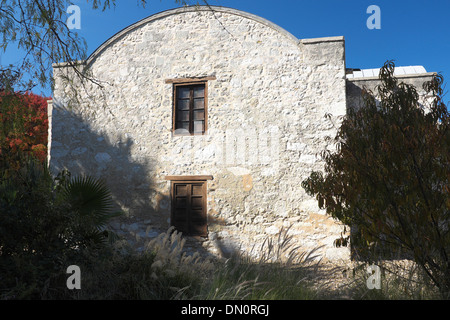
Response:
[[198, 228, 321, 300], [0, 91, 50, 171], [0, 159, 120, 299], [46, 228, 215, 300], [302, 61, 450, 298], [348, 261, 440, 300], [144, 227, 215, 299]]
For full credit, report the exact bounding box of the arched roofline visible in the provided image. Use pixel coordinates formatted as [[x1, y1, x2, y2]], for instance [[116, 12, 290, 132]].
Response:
[[84, 5, 300, 67]]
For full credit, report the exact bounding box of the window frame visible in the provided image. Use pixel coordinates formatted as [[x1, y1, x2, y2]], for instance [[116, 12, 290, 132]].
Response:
[[172, 81, 208, 136]]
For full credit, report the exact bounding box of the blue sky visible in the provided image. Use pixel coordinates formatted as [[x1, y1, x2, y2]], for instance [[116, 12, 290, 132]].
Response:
[[2, 0, 450, 98]]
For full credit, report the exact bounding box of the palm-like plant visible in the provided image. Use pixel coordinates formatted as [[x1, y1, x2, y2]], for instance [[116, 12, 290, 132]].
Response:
[[0, 158, 123, 298], [57, 173, 122, 247]]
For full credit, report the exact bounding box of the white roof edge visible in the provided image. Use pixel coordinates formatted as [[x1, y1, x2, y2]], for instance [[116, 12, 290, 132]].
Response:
[[346, 66, 435, 80], [347, 72, 437, 81]]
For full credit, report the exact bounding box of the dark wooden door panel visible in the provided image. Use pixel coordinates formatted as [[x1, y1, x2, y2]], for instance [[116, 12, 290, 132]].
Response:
[[191, 184, 203, 195], [171, 181, 207, 237], [175, 197, 187, 208]]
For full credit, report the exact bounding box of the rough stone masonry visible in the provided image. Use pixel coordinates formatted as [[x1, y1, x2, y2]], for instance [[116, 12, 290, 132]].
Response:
[[49, 6, 436, 263]]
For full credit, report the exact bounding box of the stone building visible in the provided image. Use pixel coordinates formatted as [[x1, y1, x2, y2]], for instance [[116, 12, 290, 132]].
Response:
[[49, 6, 436, 262]]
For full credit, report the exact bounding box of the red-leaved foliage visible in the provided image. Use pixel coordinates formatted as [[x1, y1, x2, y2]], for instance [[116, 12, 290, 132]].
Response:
[[0, 91, 50, 169]]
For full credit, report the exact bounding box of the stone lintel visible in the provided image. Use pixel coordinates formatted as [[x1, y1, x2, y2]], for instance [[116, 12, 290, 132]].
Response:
[[165, 175, 214, 181], [165, 76, 216, 84]]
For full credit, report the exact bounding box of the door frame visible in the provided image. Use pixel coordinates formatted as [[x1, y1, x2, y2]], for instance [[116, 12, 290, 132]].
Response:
[[165, 175, 213, 237]]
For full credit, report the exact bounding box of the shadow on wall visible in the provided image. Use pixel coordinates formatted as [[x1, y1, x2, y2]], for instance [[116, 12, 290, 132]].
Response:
[[48, 101, 246, 260], [48, 104, 171, 249], [48, 104, 322, 261]]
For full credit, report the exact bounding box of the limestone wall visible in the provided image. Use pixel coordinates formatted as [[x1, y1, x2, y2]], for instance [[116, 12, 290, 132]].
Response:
[[50, 6, 350, 262]]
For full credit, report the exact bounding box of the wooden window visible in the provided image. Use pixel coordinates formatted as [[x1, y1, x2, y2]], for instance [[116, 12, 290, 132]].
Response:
[[166, 176, 213, 237], [173, 82, 207, 135]]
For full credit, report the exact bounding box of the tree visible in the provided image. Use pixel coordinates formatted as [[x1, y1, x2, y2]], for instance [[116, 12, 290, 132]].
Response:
[[0, 69, 121, 299], [0, 0, 207, 91], [302, 61, 450, 298], [0, 88, 50, 171]]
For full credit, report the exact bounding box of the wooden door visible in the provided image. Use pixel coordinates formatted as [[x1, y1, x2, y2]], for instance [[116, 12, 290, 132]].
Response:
[[171, 181, 207, 237]]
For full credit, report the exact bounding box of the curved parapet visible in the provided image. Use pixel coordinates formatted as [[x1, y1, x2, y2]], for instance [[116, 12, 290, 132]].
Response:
[[85, 6, 300, 66]]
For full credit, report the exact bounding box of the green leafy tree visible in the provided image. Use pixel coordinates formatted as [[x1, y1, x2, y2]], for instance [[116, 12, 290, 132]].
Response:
[[302, 61, 450, 298]]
